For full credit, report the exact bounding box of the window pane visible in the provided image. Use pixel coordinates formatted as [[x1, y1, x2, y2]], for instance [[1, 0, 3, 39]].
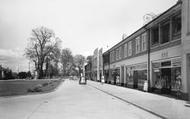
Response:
[[128, 41, 132, 56], [151, 26, 159, 45], [172, 14, 181, 40], [142, 32, 147, 51], [124, 43, 128, 57], [136, 37, 141, 54], [161, 21, 170, 44]]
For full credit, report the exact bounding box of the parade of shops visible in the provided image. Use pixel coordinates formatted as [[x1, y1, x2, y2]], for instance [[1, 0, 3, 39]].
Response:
[[85, 0, 190, 101]]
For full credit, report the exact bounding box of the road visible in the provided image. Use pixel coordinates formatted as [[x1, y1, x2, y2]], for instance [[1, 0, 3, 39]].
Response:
[[0, 79, 161, 119]]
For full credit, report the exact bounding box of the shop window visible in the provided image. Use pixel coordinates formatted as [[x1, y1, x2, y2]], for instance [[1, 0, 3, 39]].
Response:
[[172, 13, 181, 40], [153, 69, 162, 89], [124, 43, 128, 58], [128, 41, 132, 56], [137, 70, 147, 86], [171, 67, 182, 91], [135, 36, 141, 54], [161, 21, 170, 44], [142, 32, 147, 51], [151, 26, 159, 45]]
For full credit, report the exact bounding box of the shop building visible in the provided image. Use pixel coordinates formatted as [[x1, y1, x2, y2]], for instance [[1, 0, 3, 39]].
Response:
[[102, 51, 110, 83], [91, 48, 103, 81], [102, 1, 190, 99]]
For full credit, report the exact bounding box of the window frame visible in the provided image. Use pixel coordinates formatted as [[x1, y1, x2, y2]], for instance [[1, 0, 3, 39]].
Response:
[[135, 36, 141, 54], [128, 41, 132, 56], [160, 20, 170, 44], [151, 26, 159, 46], [141, 32, 147, 52], [124, 43, 128, 58], [172, 13, 181, 40]]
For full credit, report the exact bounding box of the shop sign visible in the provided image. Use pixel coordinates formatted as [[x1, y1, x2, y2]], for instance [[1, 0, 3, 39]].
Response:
[[161, 51, 168, 59], [161, 61, 171, 67], [172, 58, 181, 67], [135, 63, 147, 70], [152, 62, 161, 68], [154, 69, 160, 72]]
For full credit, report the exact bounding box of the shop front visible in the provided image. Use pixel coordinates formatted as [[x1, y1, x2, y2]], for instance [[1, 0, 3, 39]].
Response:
[[110, 68, 120, 85], [152, 57, 182, 95], [125, 63, 148, 90]]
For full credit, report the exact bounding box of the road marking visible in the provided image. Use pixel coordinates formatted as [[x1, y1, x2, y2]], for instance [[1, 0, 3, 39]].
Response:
[[88, 84, 167, 119]]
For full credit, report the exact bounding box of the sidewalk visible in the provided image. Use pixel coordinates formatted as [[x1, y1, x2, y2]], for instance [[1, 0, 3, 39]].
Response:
[[87, 80, 190, 119]]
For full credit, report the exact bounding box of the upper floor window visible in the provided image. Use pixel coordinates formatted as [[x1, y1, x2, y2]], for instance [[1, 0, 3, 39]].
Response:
[[151, 26, 159, 45], [161, 21, 170, 44], [110, 51, 115, 62], [124, 43, 128, 58], [172, 13, 181, 39], [116, 48, 119, 60], [128, 41, 132, 56], [135, 36, 141, 54], [119, 46, 122, 59], [142, 32, 147, 51], [110, 51, 113, 62]]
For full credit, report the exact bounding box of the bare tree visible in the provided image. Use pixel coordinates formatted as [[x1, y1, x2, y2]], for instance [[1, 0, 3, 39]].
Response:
[[86, 55, 93, 64], [74, 54, 86, 76], [25, 26, 60, 79], [60, 48, 73, 76], [45, 39, 62, 78]]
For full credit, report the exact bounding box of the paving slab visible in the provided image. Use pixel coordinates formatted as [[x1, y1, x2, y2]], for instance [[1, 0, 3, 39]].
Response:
[[87, 80, 190, 119]]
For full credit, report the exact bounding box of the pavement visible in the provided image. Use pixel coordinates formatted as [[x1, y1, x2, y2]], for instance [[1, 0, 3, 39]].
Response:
[[87, 80, 190, 119], [0, 79, 163, 119]]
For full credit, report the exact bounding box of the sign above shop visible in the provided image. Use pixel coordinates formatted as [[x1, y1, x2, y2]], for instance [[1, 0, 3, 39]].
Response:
[[161, 51, 168, 59], [172, 58, 181, 67]]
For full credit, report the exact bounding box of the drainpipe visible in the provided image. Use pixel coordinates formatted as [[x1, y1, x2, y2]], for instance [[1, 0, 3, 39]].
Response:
[[148, 29, 151, 92], [144, 26, 151, 92]]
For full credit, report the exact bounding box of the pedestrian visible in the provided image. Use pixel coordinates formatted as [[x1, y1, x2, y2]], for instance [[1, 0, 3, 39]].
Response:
[[176, 71, 182, 99], [101, 76, 105, 85]]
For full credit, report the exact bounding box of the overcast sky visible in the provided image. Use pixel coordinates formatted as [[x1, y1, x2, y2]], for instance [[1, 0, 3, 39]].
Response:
[[0, 0, 177, 71]]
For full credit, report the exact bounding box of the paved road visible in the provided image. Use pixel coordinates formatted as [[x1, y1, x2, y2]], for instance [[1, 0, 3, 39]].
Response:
[[0, 79, 161, 119]]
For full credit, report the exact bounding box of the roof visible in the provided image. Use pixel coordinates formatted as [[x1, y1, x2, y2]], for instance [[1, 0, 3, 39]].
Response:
[[103, 1, 182, 55]]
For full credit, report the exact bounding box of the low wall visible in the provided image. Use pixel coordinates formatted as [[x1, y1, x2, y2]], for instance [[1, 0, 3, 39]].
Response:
[[0, 79, 63, 96]]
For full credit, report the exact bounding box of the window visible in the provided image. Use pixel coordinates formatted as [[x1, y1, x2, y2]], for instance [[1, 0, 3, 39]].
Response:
[[161, 21, 170, 44], [128, 41, 132, 56], [113, 50, 116, 61], [151, 26, 159, 45], [135, 36, 141, 54], [116, 48, 119, 60], [119, 46, 122, 59], [124, 43, 128, 58], [142, 32, 147, 51], [172, 13, 181, 39], [110, 51, 115, 62], [110, 51, 113, 62]]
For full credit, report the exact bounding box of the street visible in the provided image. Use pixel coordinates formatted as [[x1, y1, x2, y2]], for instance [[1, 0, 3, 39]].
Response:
[[0, 79, 161, 119]]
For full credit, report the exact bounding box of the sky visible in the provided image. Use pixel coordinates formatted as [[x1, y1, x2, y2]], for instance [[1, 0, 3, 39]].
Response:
[[0, 0, 177, 72]]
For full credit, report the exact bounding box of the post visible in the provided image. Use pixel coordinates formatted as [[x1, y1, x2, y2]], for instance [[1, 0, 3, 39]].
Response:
[[182, 0, 190, 101]]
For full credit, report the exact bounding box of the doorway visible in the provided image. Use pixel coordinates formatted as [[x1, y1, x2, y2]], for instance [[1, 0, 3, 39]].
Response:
[[161, 68, 171, 94], [133, 71, 138, 89], [121, 66, 124, 86]]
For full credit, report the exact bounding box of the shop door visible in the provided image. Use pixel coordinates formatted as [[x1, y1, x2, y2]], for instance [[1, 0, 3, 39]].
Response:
[[133, 71, 138, 89], [161, 68, 171, 93], [121, 66, 124, 86]]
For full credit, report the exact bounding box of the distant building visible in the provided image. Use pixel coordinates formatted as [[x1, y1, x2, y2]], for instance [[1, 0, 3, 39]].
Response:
[[0, 65, 2, 80], [87, 48, 103, 81]]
